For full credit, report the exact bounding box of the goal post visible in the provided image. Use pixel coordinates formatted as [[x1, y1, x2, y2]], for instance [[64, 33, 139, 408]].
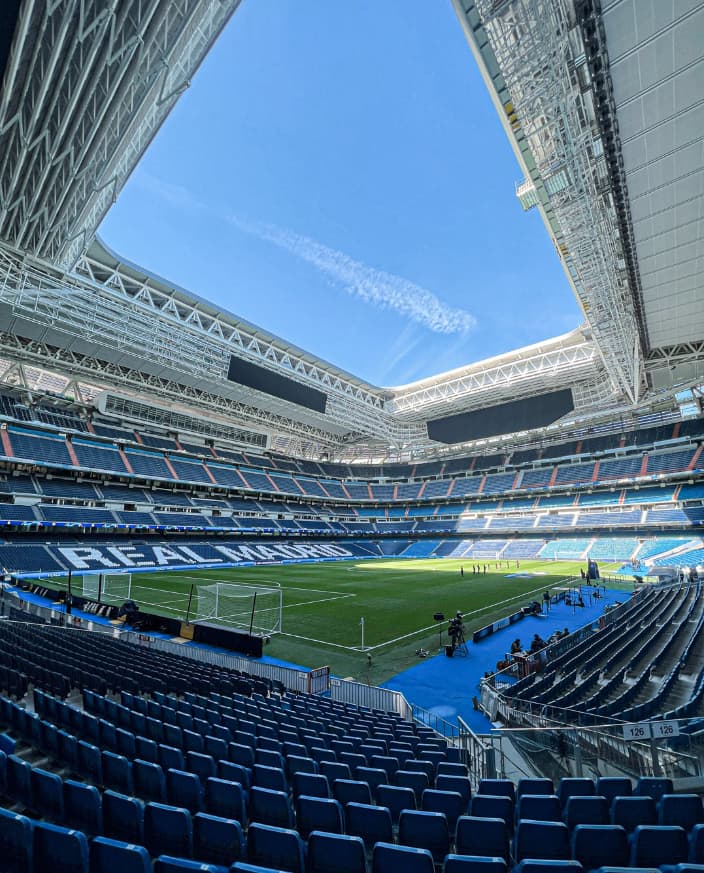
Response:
[[192, 581, 282, 636], [76, 572, 132, 604]]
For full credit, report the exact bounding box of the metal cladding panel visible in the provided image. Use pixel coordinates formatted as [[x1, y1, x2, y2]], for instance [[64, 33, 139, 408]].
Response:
[[427, 388, 574, 444], [228, 355, 328, 414]]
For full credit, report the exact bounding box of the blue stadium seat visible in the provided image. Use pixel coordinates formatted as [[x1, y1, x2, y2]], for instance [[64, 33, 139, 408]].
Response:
[[296, 795, 344, 839], [63, 779, 102, 835], [421, 788, 465, 832], [253, 764, 288, 793], [557, 778, 595, 807], [611, 796, 656, 833], [193, 812, 245, 867], [517, 778, 554, 798], [436, 774, 472, 809], [658, 794, 703, 830], [77, 740, 103, 784], [690, 824, 704, 863], [596, 777, 631, 806], [205, 735, 228, 763], [372, 841, 435, 873], [249, 786, 295, 828], [571, 824, 628, 870], [187, 751, 218, 784], [455, 815, 509, 861], [513, 820, 570, 862], [292, 771, 330, 799], [0, 807, 33, 873], [247, 822, 306, 873], [513, 862, 582, 873], [286, 755, 317, 779], [159, 744, 185, 773], [404, 759, 435, 783], [437, 762, 468, 778], [346, 801, 393, 850], [319, 761, 352, 783], [153, 858, 220, 873], [515, 794, 561, 823], [398, 809, 450, 862], [395, 769, 430, 803], [470, 794, 513, 831], [218, 759, 251, 789], [34, 821, 89, 873], [144, 801, 193, 859], [229, 743, 256, 769], [31, 767, 64, 819], [102, 750, 134, 795], [333, 778, 371, 806], [205, 776, 247, 822], [563, 795, 609, 829], [103, 790, 145, 844], [378, 784, 417, 825], [630, 825, 688, 867], [307, 831, 367, 873], [478, 779, 515, 803], [90, 837, 151, 873], [355, 766, 387, 802], [134, 758, 167, 802], [634, 777, 673, 802], [167, 768, 204, 813], [443, 857, 507, 873], [7, 754, 33, 808], [136, 736, 159, 763]]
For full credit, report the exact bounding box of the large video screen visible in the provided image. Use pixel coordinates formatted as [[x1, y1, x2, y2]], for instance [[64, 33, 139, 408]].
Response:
[[227, 356, 327, 414], [427, 389, 574, 444]]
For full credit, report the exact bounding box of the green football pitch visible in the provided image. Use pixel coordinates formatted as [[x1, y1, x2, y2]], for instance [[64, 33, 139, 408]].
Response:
[[87, 558, 630, 684]]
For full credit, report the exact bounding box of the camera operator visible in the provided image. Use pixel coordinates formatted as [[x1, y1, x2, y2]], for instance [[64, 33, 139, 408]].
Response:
[[448, 611, 465, 650]]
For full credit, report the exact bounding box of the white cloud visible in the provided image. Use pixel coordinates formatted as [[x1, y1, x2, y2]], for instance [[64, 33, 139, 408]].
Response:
[[229, 214, 477, 336]]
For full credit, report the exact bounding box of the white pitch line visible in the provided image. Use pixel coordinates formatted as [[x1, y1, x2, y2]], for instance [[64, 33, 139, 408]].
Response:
[[283, 593, 356, 610]]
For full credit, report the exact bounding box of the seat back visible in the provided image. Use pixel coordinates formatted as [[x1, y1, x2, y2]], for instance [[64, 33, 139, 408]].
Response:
[[64, 779, 102, 835], [90, 837, 151, 873], [395, 769, 430, 803], [478, 779, 515, 802], [378, 784, 417, 824], [596, 776, 632, 806], [516, 794, 561, 823], [0, 807, 33, 873], [102, 750, 133, 795], [436, 774, 472, 808], [658, 794, 703, 830], [34, 821, 89, 873], [563, 795, 608, 828], [611, 795, 657, 833], [246, 822, 306, 873], [470, 794, 513, 830], [249, 786, 294, 828], [517, 778, 554, 798], [296, 795, 344, 838], [144, 801, 193, 859], [571, 823, 628, 869], [134, 758, 166, 803], [557, 777, 595, 807], [634, 777, 674, 802], [307, 831, 367, 873], [513, 819, 570, 862], [346, 801, 393, 849], [444, 857, 507, 873], [372, 841, 435, 873], [421, 788, 465, 832], [193, 812, 245, 866], [31, 767, 64, 819], [166, 768, 204, 814], [292, 771, 330, 799], [398, 809, 450, 862], [103, 790, 144, 843], [455, 815, 509, 862], [630, 824, 687, 867], [205, 776, 247, 822], [332, 777, 371, 807]]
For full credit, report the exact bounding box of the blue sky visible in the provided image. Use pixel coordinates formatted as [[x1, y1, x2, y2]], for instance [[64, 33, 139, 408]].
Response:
[[99, 0, 582, 388]]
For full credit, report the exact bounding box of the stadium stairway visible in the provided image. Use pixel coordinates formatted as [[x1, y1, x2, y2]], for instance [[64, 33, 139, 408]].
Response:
[[382, 584, 628, 734]]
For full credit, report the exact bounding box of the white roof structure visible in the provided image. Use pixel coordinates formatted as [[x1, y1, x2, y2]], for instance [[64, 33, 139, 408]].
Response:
[[0, 0, 702, 460]]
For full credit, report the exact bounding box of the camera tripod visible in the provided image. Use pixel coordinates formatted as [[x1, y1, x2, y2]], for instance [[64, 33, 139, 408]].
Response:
[[450, 628, 468, 657]]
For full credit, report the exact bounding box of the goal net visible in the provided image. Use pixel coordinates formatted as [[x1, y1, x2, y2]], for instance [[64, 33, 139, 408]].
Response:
[[194, 582, 282, 635], [77, 572, 132, 604]]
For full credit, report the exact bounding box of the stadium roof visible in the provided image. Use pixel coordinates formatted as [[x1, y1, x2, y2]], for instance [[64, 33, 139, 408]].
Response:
[[0, 0, 702, 460]]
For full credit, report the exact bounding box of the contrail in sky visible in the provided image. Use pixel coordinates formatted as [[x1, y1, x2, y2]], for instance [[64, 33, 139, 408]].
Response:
[[229, 215, 477, 335]]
